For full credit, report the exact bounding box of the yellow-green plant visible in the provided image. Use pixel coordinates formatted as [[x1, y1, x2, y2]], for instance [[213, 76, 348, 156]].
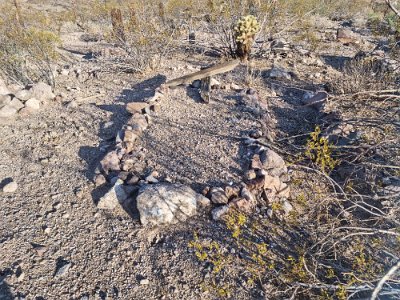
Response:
[[305, 126, 337, 173], [234, 15, 260, 60]]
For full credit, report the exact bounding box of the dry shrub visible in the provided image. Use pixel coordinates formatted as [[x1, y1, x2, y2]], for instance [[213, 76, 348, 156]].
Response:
[[0, 2, 61, 86], [333, 55, 397, 94]]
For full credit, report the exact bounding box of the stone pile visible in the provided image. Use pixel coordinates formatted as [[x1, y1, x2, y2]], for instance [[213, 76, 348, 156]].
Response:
[[95, 81, 292, 226], [0, 79, 54, 120], [209, 144, 292, 221]]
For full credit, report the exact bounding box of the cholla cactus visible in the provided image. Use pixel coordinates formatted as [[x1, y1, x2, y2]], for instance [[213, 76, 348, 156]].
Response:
[[234, 15, 260, 61]]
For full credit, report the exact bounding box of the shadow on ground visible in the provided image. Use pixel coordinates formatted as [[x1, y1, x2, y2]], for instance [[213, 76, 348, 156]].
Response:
[[0, 272, 14, 300]]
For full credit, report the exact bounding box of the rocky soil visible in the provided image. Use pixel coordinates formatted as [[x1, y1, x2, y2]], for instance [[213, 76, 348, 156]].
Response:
[[1, 6, 399, 300]]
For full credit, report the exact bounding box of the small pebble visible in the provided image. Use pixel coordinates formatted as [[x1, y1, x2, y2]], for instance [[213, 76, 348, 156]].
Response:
[[2, 181, 18, 193], [140, 279, 150, 285]]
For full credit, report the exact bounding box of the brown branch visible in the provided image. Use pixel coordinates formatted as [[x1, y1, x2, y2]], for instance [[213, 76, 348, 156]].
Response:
[[165, 59, 240, 87], [386, 0, 400, 18]]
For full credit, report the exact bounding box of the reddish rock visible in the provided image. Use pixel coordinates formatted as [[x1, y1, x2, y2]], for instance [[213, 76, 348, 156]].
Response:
[[126, 102, 148, 114]]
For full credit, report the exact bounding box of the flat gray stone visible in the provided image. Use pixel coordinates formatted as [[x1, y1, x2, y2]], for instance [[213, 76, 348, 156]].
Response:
[[15, 89, 32, 101], [31, 82, 54, 101], [25, 98, 40, 110], [0, 94, 11, 108], [0, 105, 17, 118], [9, 98, 24, 110], [97, 179, 129, 209], [136, 183, 199, 226], [260, 149, 286, 170]]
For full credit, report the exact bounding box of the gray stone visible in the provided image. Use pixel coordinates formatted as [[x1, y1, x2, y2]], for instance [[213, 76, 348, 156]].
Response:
[[128, 113, 148, 134], [0, 105, 17, 118], [210, 187, 229, 204], [97, 179, 129, 209], [302, 91, 328, 109], [260, 149, 286, 170], [281, 200, 293, 215], [25, 98, 40, 110], [15, 89, 32, 101], [100, 150, 120, 173], [9, 98, 24, 110], [3, 181, 18, 193], [0, 94, 11, 108], [196, 195, 211, 208], [140, 279, 150, 285], [0, 80, 10, 95], [136, 183, 199, 226], [31, 82, 54, 101], [55, 262, 71, 277], [211, 205, 230, 221], [267, 66, 291, 80]]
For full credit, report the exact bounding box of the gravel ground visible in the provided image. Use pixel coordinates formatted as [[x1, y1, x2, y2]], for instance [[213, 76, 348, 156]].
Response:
[[142, 86, 260, 191]]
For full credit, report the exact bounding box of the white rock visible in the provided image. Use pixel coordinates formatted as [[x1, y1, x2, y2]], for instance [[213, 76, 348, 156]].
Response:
[[0, 80, 10, 95], [260, 149, 286, 170], [25, 98, 40, 110], [9, 98, 24, 110], [0, 105, 18, 118], [31, 82, 54, 101], [97, 179, 129, 209], [136, 183, 199, 226], [0, 95, 11, 108], [3, 181, 18, 193], [15, 89, 32, 101], [281, 200, 293, 215]]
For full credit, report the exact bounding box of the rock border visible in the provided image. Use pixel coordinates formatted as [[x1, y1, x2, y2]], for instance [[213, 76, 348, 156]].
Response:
[[96, 81, 293, 225]]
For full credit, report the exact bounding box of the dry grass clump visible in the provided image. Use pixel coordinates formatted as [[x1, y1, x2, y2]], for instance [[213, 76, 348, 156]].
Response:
[[0, 2, 60, 86]]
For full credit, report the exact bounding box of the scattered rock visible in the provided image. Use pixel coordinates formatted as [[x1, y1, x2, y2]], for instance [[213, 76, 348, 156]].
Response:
[[25, 98, 40, 110], [136, 183, 199, 226], [15, 89, 32, 101], [224, 185, 240, 199], [128, 113, 148, 134], [66, 100, 78, 109], [54, 262, 71, 277], [100, 150, 120, 174], [0, 94, 11, 107], [94, 174, 106, 186], [337, 28, 359, 44], [281, 200, 293, 215], [8, 98, 24, 110], [210, 187, 229, 204], [302, 91, 328, 109], [196, 195, 211, 208], [97, 179, 130, 209], [230, 83, 242, 91], [0, 79, 10, 95], [267, 66, 292, 80], [126, 102, 148, 114], [250, 154, 263, 170], [211, 205, 230, 221], [3, 181, 18, 193], [30, 82, 54, 102], [260, 149, 285, 170], [0, 105, 18, 118], [229, 197, 253, 213]]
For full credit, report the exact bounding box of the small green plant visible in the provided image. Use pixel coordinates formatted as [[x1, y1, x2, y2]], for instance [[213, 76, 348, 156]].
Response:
[[305, 126, 337, 173]]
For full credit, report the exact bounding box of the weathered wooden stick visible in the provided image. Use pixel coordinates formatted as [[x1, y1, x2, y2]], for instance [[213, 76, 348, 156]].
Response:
[[165, 59, 240, 87]]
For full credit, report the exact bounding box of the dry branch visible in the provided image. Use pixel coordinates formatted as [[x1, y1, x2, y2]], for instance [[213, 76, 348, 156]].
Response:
[[385, 0, 400, 18], [165, 59, 240, 87], [371, 259, 400, 300]]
